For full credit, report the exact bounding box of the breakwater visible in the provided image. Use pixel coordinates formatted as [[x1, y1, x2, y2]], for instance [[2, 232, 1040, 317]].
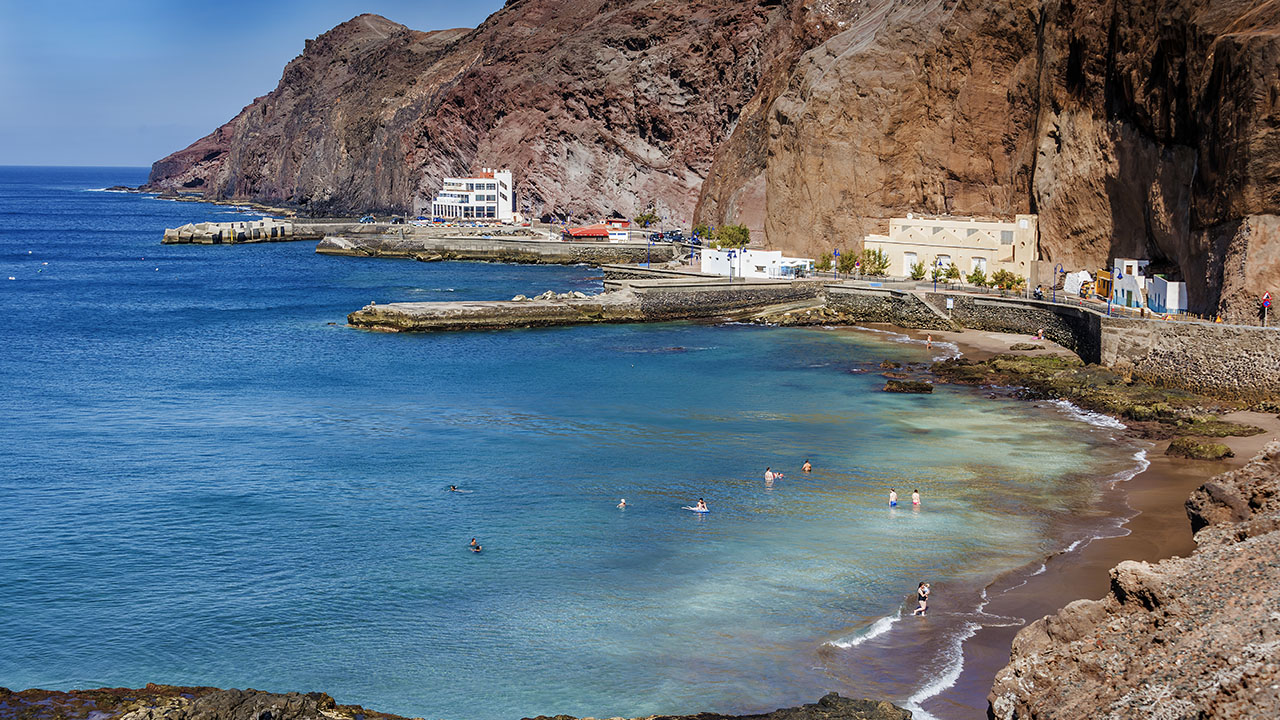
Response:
[[162, 218, 323, 244], [347, 278, 823, 332], [318, 234, 682, 265]]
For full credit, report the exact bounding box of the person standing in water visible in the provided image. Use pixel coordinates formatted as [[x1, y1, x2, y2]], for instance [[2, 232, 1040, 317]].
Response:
[[889, 489, 898, 507], [912, 489, 921, 506], [912, 582, 930, 615], [926, 334, 933, 350], [802, 459, 812, 473], [764, 467, 775, 483]]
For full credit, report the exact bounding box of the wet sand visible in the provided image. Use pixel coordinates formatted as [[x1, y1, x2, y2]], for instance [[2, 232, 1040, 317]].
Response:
[[879, 325, 1280, 719]]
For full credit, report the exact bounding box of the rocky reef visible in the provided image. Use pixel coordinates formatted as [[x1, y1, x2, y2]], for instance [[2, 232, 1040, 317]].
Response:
[[989, 441, 1280, 719], [0, 688, 907, 720]]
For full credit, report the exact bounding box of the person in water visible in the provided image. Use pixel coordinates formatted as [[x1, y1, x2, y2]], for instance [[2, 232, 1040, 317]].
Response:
[[802, 460, 812, 473], [912, 489, 921, 506], [617, 498, 627, 509], [471, 544, 482, 553], [449, 485, 460, 492], [695, 498, 708, 512], [764, 467, 775, 483], [912, 582, 930, 615], [889, 488, 898, 507], [469, 537, 479, 550]]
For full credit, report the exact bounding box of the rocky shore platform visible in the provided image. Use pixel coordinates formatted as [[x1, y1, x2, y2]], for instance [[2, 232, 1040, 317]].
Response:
[[988, 441, 1280, 719], [0, 687, 907, 720], [348, 278, 823, 332]]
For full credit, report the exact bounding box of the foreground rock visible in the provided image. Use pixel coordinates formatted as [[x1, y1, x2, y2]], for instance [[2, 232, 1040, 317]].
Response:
[[989, 442, 1280, 719], [0, 685, 409, 720], [0, 688, 906, 720]]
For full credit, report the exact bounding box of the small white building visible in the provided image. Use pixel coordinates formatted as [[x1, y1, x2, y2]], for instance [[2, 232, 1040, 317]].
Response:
[[699, 249, 814, 279], [1063, 270, 1092, 297], [429, 168, 515, 222], [1146, 275, 1188, 314], [1109, 258, 1150, 309]]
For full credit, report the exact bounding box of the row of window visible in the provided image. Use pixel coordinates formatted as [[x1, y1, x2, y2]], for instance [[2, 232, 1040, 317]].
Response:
[[431, 204, 499, 218], [899, 226, 1017, 245]]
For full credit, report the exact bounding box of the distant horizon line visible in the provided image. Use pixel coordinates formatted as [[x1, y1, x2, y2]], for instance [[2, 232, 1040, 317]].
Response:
[[0, 164, 151, 170]]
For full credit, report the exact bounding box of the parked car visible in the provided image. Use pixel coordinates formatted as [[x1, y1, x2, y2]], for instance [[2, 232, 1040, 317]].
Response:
[[359, 216, 375, 223], [390, 217, 405, 225]]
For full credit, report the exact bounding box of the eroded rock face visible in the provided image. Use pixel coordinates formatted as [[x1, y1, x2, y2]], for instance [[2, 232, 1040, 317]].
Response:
[[698, 0, 1280, 320], [144, 3, 846, 223], [988, 441, 1280, 719], [148, 1, 1280, 319]]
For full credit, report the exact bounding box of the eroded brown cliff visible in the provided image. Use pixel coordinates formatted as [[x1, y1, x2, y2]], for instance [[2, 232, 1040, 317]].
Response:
[[147, 0, 1280, 319]]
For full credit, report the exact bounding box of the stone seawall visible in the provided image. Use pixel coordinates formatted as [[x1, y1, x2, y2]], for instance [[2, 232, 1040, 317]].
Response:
[[348, 279, 823, 332], [1102, 318, 1280, 402], [922, 294, 1105, 364], [317, 235, 678, 266], [824, 286, 959, 331]]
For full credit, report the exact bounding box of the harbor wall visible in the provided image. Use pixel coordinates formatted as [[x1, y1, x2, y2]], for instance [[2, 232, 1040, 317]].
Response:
[[317, 235, 679, 266]]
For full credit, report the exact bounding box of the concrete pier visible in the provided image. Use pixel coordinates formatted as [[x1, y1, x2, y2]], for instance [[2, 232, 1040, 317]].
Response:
[[317, 234, 682, 266], [347, 278, 823, 332]]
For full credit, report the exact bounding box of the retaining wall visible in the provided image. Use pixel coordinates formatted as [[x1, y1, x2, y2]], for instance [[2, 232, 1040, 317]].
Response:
[[824, 287, 958, 331], [1101, 318, 1280, 401], [922, 294, 1104, 363], [317, 235, 677, 266]]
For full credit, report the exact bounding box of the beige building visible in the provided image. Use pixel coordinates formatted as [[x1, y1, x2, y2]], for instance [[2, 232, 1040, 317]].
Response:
[[862, 214, 1038, 280]]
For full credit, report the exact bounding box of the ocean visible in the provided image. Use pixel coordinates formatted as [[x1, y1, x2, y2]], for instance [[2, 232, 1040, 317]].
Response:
[[0, 166, 1142, 720]]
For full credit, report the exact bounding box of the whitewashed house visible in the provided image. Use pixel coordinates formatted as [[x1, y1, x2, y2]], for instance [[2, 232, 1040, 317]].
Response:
[[699, 249, 814, 279]]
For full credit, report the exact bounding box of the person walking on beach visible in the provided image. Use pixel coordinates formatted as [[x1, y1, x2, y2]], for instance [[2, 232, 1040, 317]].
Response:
[[889, 489, 898, 507], [912, 489, 921, 507], [912, 582, 930, 616]]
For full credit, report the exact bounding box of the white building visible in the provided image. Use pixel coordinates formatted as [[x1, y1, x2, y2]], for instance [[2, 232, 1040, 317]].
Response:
[[429, 168, 515, 222], [1146, 275, 1188, 314], [1108, 258, 1150, 309], [699, 249, 814, 279]]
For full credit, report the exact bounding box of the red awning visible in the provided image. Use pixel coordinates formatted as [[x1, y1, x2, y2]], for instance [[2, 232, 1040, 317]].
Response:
[[566, 223, 610, 237]]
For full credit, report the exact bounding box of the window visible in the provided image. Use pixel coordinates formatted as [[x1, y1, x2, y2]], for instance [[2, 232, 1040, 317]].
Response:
[[903, 252, 918, 275], [966, 229, 977, 237], [1019, 219, 1029, 229], [466, 183, 474, 191], [1000, 231, 1013, 245], [932, 226, 944, 234], [936, 254, 952, 267], [971, 257, 987, 272]]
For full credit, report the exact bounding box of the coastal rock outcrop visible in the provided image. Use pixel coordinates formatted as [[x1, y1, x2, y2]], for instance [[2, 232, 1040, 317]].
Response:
[[988, 441, 1280, 719], [0, 688, 907, 720]]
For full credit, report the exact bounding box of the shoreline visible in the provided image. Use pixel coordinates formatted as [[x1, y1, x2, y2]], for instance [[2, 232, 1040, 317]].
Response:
[[853, 325, 1280, 719]]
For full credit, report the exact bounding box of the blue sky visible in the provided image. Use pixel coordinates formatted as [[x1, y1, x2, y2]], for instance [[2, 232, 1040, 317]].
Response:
[[0, 0, 505, 167]]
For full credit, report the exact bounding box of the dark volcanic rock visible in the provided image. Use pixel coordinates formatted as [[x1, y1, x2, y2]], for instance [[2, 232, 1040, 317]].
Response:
[[989, 442, 1280, 719], [524, 693, 910, 720], [883, 379, 933, 394]]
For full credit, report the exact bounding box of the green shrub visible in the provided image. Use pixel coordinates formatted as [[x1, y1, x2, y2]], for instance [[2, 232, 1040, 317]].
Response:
[[910, 261, 927, 280], [711, 224, 750, 248], [815, 252, 833, 271], [861, 248, 891, 276]]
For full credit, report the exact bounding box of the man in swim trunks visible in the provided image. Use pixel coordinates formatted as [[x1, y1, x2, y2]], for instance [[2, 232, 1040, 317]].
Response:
[[802, 460, 812, 473], [889, 489, 898, 507]]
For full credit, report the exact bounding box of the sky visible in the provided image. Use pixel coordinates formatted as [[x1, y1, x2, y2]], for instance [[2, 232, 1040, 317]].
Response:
[[0, 0, 506, 167]]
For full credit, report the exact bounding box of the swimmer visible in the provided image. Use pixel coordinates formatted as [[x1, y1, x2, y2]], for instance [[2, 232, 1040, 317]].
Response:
[[695, 498, 708, 512], [912, 489, 921, 506], [926, 333, 933, 350], [802, 460, 812, 473], [617, 498, 627, 509], [469, 537, 479, 550], [764, 467, 775, 483], [889, 488, 898, 507], [471, 544, 482, 553], [449, 485, 460, 492]]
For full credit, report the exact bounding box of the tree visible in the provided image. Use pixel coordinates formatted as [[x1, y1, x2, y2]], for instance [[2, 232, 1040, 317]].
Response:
[[633, 209, 659, 227], [837, 249, 858, 274], [910, 261, 927, 280], [967, 268, 988, 288], [945, 264, 961, 283], [693, 223, 712, 239], [861, 248, 891, 276], [815, 252, 833, 271], [990, 269, 1026, 292], [931, 264, 946, 282], [711, 224, 750, 248]]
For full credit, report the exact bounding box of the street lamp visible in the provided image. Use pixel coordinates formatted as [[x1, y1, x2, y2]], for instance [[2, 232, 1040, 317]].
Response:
[[833, 249, 841, 281], [933, 259, 943, 292]]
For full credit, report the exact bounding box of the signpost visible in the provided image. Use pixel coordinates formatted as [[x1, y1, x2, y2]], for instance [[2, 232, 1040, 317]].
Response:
[[946, 296, 955, 319], [1265, 291, 1272, 327], [833, 249, 841, 281]]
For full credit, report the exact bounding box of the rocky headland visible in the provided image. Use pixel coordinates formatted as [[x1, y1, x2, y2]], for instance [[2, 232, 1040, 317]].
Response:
[[988, 441, 1280, 719], [0, 688, 907, 720], [142, 0, 1280, 320]]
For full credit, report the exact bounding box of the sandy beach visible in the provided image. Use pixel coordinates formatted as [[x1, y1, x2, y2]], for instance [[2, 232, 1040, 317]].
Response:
[[870, 325, 1280, 718]]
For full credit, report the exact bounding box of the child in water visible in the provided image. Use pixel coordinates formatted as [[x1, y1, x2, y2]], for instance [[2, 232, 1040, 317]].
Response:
[[912, 489, 921, 506], [889, 489, 898, 507], [912, 582, 930, 616]]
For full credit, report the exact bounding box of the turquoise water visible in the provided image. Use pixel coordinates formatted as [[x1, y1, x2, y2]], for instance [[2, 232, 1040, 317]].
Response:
[[0, 167, 1138, 720]]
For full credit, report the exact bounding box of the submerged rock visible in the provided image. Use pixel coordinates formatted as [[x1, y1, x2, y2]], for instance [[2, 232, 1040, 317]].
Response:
[[883, 379, 933, 394]]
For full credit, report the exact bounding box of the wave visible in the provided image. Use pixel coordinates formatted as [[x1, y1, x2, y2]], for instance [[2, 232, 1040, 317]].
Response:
[[850, 325, 961, 360], [1047, 399, 1127, 430], [826, 610, 901, 649], [904, 621, 981, 720]]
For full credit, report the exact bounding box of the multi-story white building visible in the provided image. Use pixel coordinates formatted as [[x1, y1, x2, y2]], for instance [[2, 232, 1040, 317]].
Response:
[[862, 214, 1038, 280], [428, 168, 515, 222]]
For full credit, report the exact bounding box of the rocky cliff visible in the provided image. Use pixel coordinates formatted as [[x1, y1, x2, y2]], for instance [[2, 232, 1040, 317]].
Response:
[[0, 687, 907, 720], [988, 441, 1280, 719], [146, 0, 1280, 319]]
